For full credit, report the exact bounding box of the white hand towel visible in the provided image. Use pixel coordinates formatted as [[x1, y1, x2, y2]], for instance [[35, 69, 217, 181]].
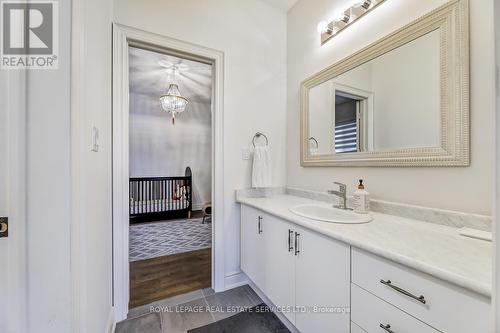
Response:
[[252, 146, 272, 188]]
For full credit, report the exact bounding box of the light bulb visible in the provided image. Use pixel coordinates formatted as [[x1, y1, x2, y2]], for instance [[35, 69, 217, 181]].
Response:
[[353, 0, 372, 9], [332, 11, 343, 22], [317, 21, 329, 33], [333, 9, 350, 24], [350, 0, 363, 6]]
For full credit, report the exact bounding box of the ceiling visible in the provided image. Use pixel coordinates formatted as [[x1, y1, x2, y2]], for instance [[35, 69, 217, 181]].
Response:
[[262, 0, 299, 11], [128, 47, 212, 106]]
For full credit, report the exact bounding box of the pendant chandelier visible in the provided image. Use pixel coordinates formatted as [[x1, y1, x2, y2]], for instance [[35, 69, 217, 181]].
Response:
[[159, 66, 188, 124]]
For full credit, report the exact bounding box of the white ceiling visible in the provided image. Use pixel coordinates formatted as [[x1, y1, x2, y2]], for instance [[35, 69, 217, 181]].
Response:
[[262, 0, 299, 11], [128, 47, 213, 106]]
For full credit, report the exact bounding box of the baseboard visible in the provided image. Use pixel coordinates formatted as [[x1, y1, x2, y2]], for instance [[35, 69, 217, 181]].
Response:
[[248, 282, 299, 333], [224, 271, 249, 290], [192, 203, 204, 211], [107, 306, 116, 333]]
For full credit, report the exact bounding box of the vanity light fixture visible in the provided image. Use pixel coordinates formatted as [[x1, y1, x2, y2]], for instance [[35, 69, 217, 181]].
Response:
[[319, 0, 386, 45], [159, 65, 189, 125]]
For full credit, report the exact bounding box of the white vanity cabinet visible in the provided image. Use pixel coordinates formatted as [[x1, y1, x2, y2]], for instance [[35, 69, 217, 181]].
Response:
[[241, 205, 295, 323], [240, 203, 492, 333], [262, 213, 296, 323], [240, 205, 266, 289], [294, 224, 350, 332], [240, 204, 351, 333]]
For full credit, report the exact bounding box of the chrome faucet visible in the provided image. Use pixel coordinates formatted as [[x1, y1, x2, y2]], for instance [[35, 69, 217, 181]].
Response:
[[328, 182, 349, 210]]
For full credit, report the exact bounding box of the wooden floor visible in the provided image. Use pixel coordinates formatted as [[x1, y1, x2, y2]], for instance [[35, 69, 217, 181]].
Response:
[[189, 210, 204, 219], [129, 248, 211, 308]]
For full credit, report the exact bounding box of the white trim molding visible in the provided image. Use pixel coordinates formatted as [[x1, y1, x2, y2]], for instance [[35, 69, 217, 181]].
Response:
[[494, 0, 500, 329], [224, 272, 249, 290], [112, 23, 225, 321], [70, 1, 88, 331], [301, 0, 470, 167], [106, 307, 115, 333]]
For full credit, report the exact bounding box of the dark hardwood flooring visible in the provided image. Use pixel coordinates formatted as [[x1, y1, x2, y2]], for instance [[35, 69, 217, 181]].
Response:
[[190, 210, 204, 219], [130, 248, 211, 308]]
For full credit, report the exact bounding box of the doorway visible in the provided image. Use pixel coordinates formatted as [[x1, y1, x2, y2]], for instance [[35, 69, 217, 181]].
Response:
[[112, 24, 225, 321], [127, 46, 214, 307]]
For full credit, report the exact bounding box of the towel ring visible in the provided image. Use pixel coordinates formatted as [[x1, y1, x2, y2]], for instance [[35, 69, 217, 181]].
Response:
[[309, 137, 319, 149], [252, 132, 269, 147]]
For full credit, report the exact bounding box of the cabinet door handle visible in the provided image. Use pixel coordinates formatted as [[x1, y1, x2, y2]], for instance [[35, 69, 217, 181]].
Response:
[[380, 280, 426, 304], [288, 229, 294, 252], [379, 324, 395, 333], [258, 216, 263, 234], [294, 232, 300, 255]]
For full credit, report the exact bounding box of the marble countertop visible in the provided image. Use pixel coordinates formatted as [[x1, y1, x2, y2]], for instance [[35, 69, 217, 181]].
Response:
[[237, 193, 492, 297]]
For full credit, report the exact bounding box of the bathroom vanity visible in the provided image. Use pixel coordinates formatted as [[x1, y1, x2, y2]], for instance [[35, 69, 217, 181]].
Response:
[[238, 192, 492, 333], [239, 1, 491, 332]]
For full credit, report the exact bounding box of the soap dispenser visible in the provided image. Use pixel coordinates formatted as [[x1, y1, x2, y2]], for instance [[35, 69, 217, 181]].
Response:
[[353, 179, 370, 214]]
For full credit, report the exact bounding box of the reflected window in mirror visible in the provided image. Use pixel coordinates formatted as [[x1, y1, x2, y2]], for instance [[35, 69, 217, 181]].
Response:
[[334, 94, 358, 153], [334, 89, 370, 154], [309, 82, 372, 156]]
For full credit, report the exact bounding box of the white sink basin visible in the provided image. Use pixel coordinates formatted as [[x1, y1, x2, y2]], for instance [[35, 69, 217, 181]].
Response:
[[289, 204, 373, 224]]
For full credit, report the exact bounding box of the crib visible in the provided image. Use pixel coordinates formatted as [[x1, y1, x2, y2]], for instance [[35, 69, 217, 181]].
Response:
[[129, 167, 192, 223]]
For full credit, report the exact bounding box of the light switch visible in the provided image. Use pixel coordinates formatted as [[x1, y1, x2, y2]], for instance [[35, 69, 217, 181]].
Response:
[[91, 126, 99, 152], [242, 147, 251, 160]]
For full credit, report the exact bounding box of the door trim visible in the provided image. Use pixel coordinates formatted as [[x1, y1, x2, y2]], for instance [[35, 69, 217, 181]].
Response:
[[112, 23, 225, 321]]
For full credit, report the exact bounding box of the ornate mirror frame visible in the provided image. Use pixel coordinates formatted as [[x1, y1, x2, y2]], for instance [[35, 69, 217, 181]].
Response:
[[300, 0, 469, 167]]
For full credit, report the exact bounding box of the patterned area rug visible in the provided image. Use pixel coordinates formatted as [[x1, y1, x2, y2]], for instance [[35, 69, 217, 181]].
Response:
[[129, 218, 212, 262]]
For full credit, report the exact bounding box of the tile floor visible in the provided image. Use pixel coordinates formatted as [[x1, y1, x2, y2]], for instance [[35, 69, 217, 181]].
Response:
[[116, 285, 263, 333]]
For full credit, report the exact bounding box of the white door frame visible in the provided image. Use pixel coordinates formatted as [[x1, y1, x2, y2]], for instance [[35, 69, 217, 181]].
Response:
[[494, 0, 500, 329], [112, 23, 225, 321]]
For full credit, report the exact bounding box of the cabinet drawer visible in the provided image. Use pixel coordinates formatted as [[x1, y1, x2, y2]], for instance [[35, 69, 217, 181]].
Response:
[[352, 248, 491, 333], [352, 284, 439, 333]]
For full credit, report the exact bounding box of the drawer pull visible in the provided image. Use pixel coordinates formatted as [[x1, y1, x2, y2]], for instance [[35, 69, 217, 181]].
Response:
[[288, 229, 294, 252], [380, 280, 426, 304], [294, 232, 300, 255], [379, 323, 395, 333]]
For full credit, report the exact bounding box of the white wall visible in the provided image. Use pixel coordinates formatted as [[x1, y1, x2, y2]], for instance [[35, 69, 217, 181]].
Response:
[[288, 0, 496, 215], [24, 0, 72, 331], [71, 0, 114, 332], [129, 95, 212, 209], [114, 0, 287, 283]]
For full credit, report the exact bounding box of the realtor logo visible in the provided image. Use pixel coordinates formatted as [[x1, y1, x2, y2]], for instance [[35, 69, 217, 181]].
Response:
[[1, 1, 58, 69]]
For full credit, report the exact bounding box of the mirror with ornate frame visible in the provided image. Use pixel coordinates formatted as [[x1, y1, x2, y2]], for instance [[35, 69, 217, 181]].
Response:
[[301, 0, 469, 167]]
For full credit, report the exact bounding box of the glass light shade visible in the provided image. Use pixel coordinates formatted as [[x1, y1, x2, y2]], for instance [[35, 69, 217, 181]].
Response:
[[159, 83, 188, 124], [317, 21, 329, 33]]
